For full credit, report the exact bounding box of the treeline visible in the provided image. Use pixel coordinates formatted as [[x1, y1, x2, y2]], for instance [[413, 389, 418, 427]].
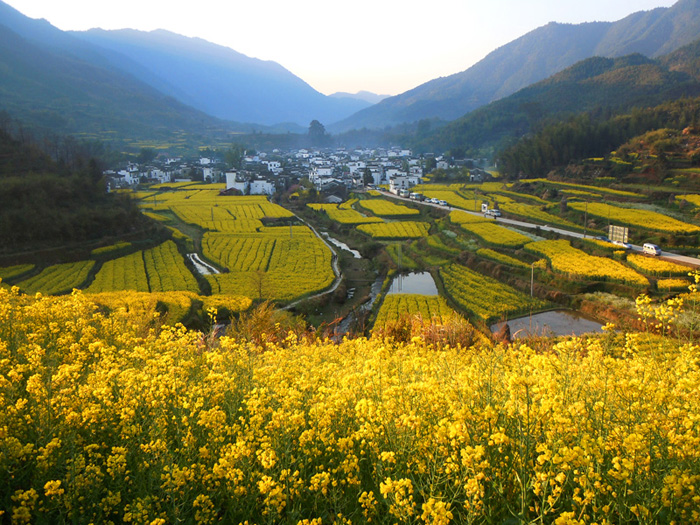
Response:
[[0, 116, 144, 251], [497, 97, 700, 178]]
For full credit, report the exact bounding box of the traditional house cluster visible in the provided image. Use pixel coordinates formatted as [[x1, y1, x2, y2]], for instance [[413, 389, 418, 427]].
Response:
[[104, 145, 487, 196]]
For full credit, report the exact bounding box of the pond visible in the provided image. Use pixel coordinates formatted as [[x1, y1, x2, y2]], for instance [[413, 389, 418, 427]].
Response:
[[388, 272, 438, 295], [491, 310, 604, 339]]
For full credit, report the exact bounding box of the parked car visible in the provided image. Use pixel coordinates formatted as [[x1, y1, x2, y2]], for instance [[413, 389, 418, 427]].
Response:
[[643, 243, 662, 256], [438, 200, 448, 207]]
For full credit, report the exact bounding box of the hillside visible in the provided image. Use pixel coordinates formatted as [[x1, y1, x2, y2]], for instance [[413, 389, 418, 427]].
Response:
[[0, 21, 238, 144], [71, 28, 371, 126], [0, 0, 370, 137], [332, 0, 700, 132], [2, 288, 700, 523], [497, 96, 700, 179], [0, 126, 147, 252], [416, 47, 700, 156]]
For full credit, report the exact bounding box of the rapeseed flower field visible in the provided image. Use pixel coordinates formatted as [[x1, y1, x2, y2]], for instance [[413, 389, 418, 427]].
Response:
[[3, 284, 698, 524]]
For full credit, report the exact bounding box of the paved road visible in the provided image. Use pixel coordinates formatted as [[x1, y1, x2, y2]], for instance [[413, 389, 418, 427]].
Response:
[[376, 188, 700, 268]]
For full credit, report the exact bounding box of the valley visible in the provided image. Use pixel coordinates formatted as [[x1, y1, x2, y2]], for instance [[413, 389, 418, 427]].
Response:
[[3, 0, 700, 522]]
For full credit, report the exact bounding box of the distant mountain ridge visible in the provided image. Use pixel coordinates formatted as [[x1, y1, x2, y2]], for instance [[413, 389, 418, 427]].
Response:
[[329, 91, 390, 105], [0, 0, 372, 133], [0, 18, 232, 142], [415, 39, 700, 155], [70, 28, 372, 126], [332, 0, 700, 132]]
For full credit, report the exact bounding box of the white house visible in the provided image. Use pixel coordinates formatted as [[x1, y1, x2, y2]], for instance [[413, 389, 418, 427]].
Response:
[[250, 179, 275, 195], [385, 168, 406, 179], [309, 165, 334, 185], [262, 161, 282, 174], [389, 176, 413, 194], [225, 171, 249, 194], [143, 169, 170, 184], [347, 161, 367, 175]]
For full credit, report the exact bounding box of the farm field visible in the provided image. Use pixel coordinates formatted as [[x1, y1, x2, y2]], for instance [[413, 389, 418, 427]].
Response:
[[16, 261, 95, 295], [88, 241, 199, 293], [568, 201, 700, 233], [203, 230, 335, 301], [0, 189, 337, 308], [6, 290, 698, 523], [626, 253, 691, 276], [374, 293, 456, 327], [499, 201, 582, 230], [440, 263, 546, 321], [525, 239, 648, 286], [677, 194, 700, 207], [448, 210, 489, 224], [357, 198, 420, 217], [519, 178, 643, 198], [457, 220, 531, 248], [137, 190, 336, 304], [414, 188, 477, 210], [91, 241, 132, 257], [307, 203, 382, 224], [0, 264, 34, 282], [357, 221, 430, 239], [657, 277, 690, 290], [476, 248, 531, 269]]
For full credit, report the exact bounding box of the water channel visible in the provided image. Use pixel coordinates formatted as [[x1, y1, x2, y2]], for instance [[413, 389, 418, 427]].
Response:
[[336, 276, 384, 333], [491, 310, 604, 339], [320, 233, 362, 259]]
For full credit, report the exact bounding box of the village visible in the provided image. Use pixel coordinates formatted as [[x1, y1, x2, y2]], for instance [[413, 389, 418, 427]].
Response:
[[103, 146, 493, 198]]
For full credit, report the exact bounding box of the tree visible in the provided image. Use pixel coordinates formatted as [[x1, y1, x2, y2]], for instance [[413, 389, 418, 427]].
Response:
[[308, 120, 329, 146], [225, 144, 245, 170], [362, 168, 374, 187], [137, 147, 157, 165]]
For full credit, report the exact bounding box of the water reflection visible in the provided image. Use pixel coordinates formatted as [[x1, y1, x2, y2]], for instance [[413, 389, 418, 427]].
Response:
[[321, 233, 362, 259], [388, 272, 438, 295], [491, 310, 603, 338]]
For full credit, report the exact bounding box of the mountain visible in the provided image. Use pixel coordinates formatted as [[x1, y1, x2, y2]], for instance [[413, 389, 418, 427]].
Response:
[[497, 95, 700, 179], [0, 0, 370, 136], [0, 21, 238, 142], [416, 41, 700, 156], [70, 28, 371, 127], [332, 0, 700, 132], [0, 2, 247, 143], [329, 91, 390, 105]]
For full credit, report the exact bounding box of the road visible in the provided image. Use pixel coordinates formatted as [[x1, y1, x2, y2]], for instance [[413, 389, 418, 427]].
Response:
[[376, 188, 700, 268]]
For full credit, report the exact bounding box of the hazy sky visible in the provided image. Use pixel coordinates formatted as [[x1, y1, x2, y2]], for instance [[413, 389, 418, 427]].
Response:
[[5, 0, 679, 96]]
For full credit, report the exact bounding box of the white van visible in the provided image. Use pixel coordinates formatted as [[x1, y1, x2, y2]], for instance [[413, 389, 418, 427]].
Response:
[[643, 243, 661, 256]]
